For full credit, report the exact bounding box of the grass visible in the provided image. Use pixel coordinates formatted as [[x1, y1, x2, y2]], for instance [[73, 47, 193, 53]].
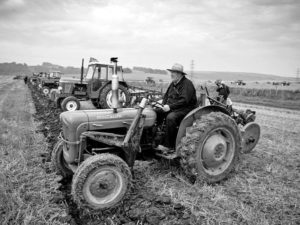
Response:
[[230, 96, 300, 111], [0, 77, 68, 225], [1, 77, 299, 224], [138, 103, 300, 225]]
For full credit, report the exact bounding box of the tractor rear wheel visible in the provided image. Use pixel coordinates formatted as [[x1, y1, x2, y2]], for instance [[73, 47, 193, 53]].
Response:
[[91, 99, 99, 108], [51, 140, 73, 178], [178, 112, 241, 183], [99, 84, 131, 109], [71, 154, 131, 211], [61, 96, 80, 112]]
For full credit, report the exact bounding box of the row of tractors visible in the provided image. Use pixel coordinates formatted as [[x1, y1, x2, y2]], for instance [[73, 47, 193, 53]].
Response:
[[29, 58, 138, 112], [29, 57, 261, 213]]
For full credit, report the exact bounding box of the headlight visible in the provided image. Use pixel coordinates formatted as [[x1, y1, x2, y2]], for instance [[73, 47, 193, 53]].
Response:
[[58, 86, 63, 91]]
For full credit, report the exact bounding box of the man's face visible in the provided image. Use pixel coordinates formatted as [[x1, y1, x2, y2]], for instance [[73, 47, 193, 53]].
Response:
[[171, 71, 181, 82]]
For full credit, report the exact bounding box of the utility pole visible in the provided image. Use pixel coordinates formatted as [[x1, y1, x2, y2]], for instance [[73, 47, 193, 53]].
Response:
[[190, 60, 194, 82]]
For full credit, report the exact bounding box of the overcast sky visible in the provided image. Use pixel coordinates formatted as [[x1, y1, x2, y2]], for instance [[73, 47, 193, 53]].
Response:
[[0, 0, 299, 76]]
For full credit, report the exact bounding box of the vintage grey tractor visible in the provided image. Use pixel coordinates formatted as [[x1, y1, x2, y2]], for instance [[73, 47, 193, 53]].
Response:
[[52, 64, 261, 212]]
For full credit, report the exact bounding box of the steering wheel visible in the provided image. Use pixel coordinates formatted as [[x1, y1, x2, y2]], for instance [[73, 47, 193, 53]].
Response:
[[144, 95, 164, 108], [151, 100, 164, 108]]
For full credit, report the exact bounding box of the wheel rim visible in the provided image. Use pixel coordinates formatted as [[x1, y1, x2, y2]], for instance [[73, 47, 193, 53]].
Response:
[[66, 101, 78, 111], [83, 167, 124, 207], [106, 90, 127, 108], [199, 127, 235, 176], [43, 88, 49, 95]]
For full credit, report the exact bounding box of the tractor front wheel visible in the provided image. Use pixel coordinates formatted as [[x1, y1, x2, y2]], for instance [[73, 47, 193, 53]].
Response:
[[178, 112, 241, 183], [42, 87, 50, 96], [71, 154, 131, 211], [61, 96, 80, 112], [51, 140, 73, 178]]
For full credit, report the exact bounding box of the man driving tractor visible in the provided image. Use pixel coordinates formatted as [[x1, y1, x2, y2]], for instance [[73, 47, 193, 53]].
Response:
[[155, 63, 197, 153]]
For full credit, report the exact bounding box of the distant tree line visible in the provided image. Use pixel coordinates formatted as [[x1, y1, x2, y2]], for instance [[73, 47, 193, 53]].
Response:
[[122, 67, 132, 73], [0, 62, 167, 76], [0, 62, 31, 75], [0, 62, 81, 76], [29, 62, 81, 74], [133, 66, 167, 74]]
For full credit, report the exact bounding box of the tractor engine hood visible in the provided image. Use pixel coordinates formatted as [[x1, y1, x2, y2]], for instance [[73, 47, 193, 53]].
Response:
[[59, 77, 88, 84], [60, 107, 156, 143]]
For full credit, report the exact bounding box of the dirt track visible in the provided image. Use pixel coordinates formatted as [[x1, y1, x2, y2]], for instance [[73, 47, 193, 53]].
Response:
[[28, 84, 197, 225]]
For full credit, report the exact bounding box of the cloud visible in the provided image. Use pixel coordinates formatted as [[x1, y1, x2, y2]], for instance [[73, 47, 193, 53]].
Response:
[[0, 0, 299, 76], [1, 0, 25, 8]]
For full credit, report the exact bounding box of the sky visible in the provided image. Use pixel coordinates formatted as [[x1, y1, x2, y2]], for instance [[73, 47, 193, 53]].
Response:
[[0, 0, 299, 77]]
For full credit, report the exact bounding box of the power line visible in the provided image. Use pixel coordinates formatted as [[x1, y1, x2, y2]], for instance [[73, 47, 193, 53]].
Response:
[[190, 60, 194, 82]]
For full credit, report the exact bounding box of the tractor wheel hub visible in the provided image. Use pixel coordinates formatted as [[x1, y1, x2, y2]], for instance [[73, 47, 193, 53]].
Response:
[[202, 134, 227, 167], [66, 101, 77, 111], [89, 172, 117, 198]]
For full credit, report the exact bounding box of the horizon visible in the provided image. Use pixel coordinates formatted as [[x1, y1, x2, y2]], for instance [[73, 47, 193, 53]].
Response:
[[0, 0, 299, 78], [0, 59, 296, 79]]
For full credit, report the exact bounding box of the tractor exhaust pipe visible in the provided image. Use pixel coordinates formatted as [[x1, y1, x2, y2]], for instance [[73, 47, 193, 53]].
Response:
[[80, 58, 84, 84], [111, 57, 119, 113]]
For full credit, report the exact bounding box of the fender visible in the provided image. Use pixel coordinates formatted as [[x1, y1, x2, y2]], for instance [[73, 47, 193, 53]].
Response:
[[99, 80, 129, 90], [175, 105, 230, 149]]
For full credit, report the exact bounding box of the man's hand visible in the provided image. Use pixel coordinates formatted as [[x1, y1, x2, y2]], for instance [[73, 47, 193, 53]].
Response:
[[162, 105, 170, 112]]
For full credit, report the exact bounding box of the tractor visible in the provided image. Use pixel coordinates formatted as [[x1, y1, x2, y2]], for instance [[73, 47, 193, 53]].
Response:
[[233, 80, 246, 86], [34, 72, 49, 88], [52, 60, 261, 212], [145, 76, 156, 86], [39, 71, 62, 96], [28, 73, 39, 85], [53, 58, 131, 112]]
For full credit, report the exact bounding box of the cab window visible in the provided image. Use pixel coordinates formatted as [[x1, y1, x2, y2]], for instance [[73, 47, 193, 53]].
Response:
[[86, 65, 95, 79], [99, 66, 113, 79]]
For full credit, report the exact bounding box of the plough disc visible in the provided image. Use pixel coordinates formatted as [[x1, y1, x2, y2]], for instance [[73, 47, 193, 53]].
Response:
[[241, 122, 261, 154]]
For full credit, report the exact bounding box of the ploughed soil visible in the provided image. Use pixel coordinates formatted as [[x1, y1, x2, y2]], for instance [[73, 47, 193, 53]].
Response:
[[28, 84, 198, 225]]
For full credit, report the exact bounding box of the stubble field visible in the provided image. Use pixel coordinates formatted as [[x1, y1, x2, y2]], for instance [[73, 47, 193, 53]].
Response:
[[0, 76, 299, 225]]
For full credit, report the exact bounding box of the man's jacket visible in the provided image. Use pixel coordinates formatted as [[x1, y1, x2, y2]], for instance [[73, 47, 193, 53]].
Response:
[[162, 76, 197, 111], [216, 84, 230, 100]]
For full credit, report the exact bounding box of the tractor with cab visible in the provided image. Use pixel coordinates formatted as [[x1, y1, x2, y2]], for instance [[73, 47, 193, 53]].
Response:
[[53, 58, 131, 112], [39, 71, 62, 96]]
